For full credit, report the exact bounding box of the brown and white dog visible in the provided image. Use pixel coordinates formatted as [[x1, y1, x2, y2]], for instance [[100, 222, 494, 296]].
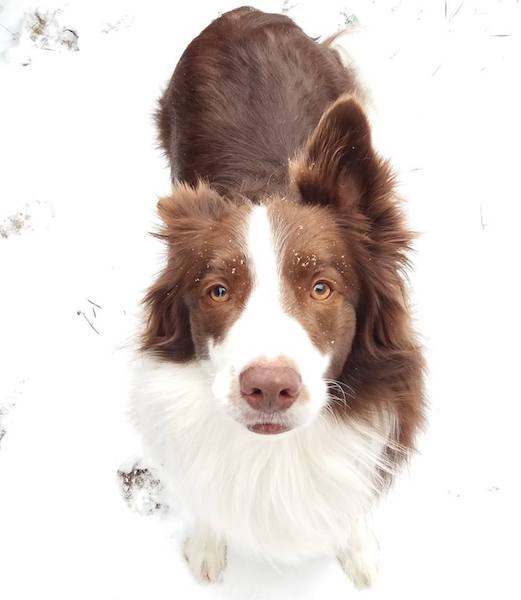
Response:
[[131, 6, 424, 589]]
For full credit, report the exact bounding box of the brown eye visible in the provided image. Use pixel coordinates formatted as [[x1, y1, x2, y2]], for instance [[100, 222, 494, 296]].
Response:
[[311, 281, 332, 301], [209, 284, 229, 302]]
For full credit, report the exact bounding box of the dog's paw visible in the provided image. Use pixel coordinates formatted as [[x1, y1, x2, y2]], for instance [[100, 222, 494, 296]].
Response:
[[337, 525, 379, 590], [183, 528, 227, 583], [337, 547, 378, 589]]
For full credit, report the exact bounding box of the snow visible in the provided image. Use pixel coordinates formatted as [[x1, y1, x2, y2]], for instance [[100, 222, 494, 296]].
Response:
[[1, 1, 520, 598]]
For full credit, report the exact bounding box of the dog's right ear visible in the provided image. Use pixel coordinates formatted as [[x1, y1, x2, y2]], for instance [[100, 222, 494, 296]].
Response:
[[141, 265, 194, 361], [141, 182, 226, 361]]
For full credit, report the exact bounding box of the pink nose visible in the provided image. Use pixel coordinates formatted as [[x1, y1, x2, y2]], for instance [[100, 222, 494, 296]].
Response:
[[240, 363, 302, 412]]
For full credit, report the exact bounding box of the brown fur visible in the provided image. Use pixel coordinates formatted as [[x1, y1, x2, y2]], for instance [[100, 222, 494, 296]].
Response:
[[144, 7, 424, 455], [156, 6, 356, 198], [142, 183, 252, 360], [266, 197, 359, 378], [290, 96, 424, 450]]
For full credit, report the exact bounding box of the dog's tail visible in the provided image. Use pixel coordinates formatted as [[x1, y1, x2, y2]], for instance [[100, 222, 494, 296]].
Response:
[[321, 26, 396, 161], [321, 27, 371, 109]]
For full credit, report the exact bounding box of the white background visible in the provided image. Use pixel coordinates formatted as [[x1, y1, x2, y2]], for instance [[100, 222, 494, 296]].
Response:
[[1, 1, 520, 598]]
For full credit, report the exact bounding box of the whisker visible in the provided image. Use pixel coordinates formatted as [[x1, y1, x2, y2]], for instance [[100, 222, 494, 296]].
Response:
[[324, 378, 355, 395], [324, 381, 351, 411]]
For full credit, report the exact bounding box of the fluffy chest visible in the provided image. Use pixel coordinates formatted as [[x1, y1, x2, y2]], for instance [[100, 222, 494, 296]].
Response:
[[132, 358, 392, 561]]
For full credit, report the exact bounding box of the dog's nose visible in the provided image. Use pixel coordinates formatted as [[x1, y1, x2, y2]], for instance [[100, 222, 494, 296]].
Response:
[[240, 363, 302, 412]]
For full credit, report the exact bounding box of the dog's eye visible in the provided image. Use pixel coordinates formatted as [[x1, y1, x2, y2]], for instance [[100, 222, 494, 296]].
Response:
[[209, 284, 229, 302], [310, 281, 332, 301]]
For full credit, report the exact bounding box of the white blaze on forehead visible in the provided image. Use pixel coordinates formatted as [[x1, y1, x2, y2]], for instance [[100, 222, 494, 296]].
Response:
[[246, 204, 285, 309], [210, 204, 329, 419]]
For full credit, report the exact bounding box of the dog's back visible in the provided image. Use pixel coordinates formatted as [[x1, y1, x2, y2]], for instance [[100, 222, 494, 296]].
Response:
[[157, 6, 357, 197]]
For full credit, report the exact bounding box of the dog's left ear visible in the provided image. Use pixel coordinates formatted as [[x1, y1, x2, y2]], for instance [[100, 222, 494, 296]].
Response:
[[294, 96, 423, 448], [292, 95, 413, 351], [291, 94, 385, 211]]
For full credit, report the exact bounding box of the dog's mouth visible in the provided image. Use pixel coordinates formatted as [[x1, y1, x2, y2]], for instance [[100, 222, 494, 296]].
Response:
[[247, 422, 291, 435]]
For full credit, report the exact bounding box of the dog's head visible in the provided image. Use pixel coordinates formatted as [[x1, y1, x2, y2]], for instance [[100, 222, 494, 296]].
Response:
[[143, 96, 414, 436]]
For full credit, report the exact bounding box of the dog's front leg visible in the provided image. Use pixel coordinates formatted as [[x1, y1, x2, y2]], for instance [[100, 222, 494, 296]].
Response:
[[336, 518, 379, 589], [183, 524, 227, 583]]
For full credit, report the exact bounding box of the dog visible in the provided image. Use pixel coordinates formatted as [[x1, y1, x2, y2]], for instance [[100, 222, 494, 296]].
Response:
[[131, 6, 424, 589]]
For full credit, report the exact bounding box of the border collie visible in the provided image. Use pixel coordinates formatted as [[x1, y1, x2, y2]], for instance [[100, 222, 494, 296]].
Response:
[[131, 6, 424, 589]]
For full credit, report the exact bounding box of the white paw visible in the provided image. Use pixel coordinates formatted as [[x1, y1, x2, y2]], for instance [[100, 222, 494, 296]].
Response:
[[183, 528, 227, 583], [337, 524, 379, 590], [337, 548, 378, 589]]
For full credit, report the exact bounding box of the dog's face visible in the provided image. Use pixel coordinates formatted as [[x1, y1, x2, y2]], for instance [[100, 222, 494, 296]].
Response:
[[143, 97, 410, 435], [197, 200, 358, 434]]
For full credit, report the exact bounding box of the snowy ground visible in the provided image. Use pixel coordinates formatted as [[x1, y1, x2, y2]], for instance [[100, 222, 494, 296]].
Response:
[[1, 1, 521, 598]]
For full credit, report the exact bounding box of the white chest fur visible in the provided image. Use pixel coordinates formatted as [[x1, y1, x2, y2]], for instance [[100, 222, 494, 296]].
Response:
[[131, 357, 393, 563]]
